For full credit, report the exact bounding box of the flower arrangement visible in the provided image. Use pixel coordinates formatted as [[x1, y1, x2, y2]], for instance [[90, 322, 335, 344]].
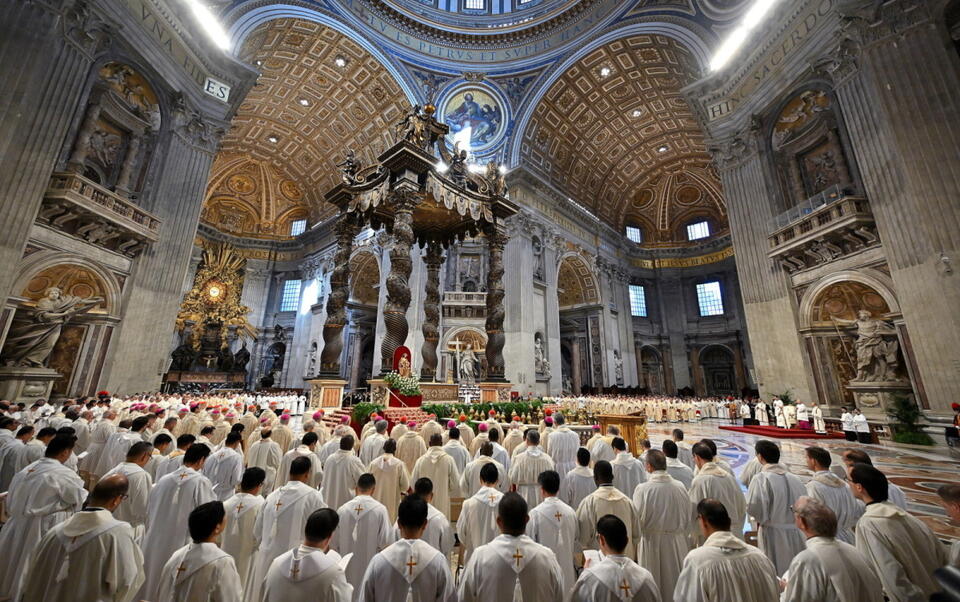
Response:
[[383, 371, 422, 396]]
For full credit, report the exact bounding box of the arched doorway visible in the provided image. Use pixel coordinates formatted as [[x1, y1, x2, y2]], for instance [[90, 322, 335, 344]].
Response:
[[346, 250, 380, 390], [638, 345, 664, 394], [700, 345, 736, 396], [557, 254, 602, 391], [442, 327, 487, 383]]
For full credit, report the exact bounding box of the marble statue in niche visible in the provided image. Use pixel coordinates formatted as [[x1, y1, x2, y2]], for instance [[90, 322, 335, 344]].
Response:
[[458, 343, 478, 384], [1, 288, 103, 367], [534, 332, 551, 379], [233, 342, 251, 372], [306, 341, 318, 377], [532, 236, 545, 281], [833, 310, 901, 381], [614, 350, 624, 385]]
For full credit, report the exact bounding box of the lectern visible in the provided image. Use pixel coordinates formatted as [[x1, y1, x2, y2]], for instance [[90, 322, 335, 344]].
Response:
[[597, 412, 648, 457]]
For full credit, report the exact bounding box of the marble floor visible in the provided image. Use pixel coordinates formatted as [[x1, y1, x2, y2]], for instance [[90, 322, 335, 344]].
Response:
[[647, 420, 960, 543]]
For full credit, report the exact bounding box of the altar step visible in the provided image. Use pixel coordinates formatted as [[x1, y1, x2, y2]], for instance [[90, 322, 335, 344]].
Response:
[[381, 407, 432, 428]]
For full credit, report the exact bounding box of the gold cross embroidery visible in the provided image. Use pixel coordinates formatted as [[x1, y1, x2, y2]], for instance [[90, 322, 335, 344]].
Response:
[[512, 548, 524, 569], [290, 560, 300, 579], [355, 504, 364, 516], [27, 468, 35, 473], [274, 500, 283, 512], [235, 503, 244, 513], [488, 494, 498, 504], [619, 579, 632, 597], [176, 564, 187, 578], [554, 512, 563, 522], [406, 556, 417, 576], [178, 472, 189, 480]]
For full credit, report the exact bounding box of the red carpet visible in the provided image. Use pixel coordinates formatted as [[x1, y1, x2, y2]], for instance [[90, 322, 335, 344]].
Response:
[[719, 424, 845, 439]]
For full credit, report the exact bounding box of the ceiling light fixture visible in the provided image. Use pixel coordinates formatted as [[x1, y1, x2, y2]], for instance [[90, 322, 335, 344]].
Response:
[[658, 145, 669, 153], [710, 0, 780, 71], [298, 98, 310, 106], [599, 66, 612, 77], [334, 55, 348, 68], [183, 0, 231, 50], [267, 135, 279, 143], [632, 109, 642, 118]]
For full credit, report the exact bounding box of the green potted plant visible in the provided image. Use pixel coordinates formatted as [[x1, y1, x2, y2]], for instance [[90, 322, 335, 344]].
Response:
[[885, 394, 934, 446]]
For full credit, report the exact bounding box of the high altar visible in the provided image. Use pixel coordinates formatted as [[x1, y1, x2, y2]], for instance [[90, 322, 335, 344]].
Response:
[[307, 104, 517, 408]]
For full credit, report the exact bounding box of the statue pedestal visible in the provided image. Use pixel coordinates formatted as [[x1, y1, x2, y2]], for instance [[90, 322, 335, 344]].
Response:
[[307, 378, 347, 409], [0, 367, 61, 402], [478, 381, 512, 403], [846, 380, 913, 420]]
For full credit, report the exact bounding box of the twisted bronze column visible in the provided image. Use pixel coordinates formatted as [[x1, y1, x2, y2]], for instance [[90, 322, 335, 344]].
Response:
[[420, 242, 444, 381], [380, 194, 416, 373], [318, 213, 360, 377], [484, 224, 507, 381]]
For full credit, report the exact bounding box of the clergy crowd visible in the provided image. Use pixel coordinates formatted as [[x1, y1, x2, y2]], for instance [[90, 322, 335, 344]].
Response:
[[0, 393, 957, 602]]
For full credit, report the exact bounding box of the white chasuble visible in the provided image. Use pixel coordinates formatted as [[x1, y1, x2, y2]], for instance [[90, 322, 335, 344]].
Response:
[[138, 467, 216, 601], [632, 471, 694, 597], [222, 492, 265, 586], [688, 462, 746, 542], [20, 509, 144, 602], [323, 449, 366, 511], [508, 447, 555, 509], [367, 453, 411, 524], [410, 447, 461, 519], [526, 495, 578, 592], [783, 536, 883, 602], [570, 555, 661, 602], [333, 494, 395, 595], [458, 534, 564, 602], [0, 457, 87, 600], [577, 485, 640, 560], [805, 471, 862, 544], [674, 530, 780, 602], [745, 463, 807, 575], [246, 480, 326, 602], [560, 466, 597, 511], [458, 486, 504, 563], [157, 541, 242, 602], [103, 461, 153, 540], [359, 537, 456, 602], [262, 545, 353, 602]]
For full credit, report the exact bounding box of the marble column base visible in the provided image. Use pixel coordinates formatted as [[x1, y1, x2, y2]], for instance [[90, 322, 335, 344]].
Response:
[[0, 366, 61, 402]]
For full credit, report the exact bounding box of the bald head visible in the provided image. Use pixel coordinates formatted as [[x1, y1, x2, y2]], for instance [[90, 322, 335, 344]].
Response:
[[793, 496, 837, 538], [89, 474, 129, 510]]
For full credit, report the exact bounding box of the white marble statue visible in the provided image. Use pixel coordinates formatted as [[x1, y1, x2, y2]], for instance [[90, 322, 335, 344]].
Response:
[[1, 287, 103, 367], [833, 310, 900, 381]]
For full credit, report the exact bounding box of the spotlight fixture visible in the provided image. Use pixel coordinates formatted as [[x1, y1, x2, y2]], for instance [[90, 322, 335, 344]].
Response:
[[334, 54, 348, 68], [599, 66, 612, 77], [254, 60, 263, 67], [267, 135, 279, 144], [632, 109, 643, 118], [298, 98, 310, 107], [657, 145, 669, 153]]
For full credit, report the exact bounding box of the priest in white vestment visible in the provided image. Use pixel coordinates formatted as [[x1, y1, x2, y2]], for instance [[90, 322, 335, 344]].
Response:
[[460, 443, 507, 496], [420, 416, 445, 445], [247, 455, 328, 602], [508, 430, 555, 509], [589, 426, 618, 464], [222, 467, 267, 588], [82, 412, 117, 476], [840, 448, 910, 510], [525, 469, 578, 592], [671, 429, 695, 469], [546, 413, 579, 477], [332, 473, 395, 596], [324, 435, 366, 511], [203, 431, 245, 500], [138, 443, 217, 602], [631, 449, 693, 597], [15, 426, 54, 471], [745, 440, 807, 575], [157, 500, 243, 601], [367, 438, 410, 524], [570, 514, 661, 602], [782, 496, 883, 602], [401, 477, 455, 558], [577, 461, 640, 560], [154, 434, 193, 481], [674, 498, 780, 602], [262, 507, 353, 601], [103, 440, 154, 541], [804, 446, 861, 543], [441, 426, 471, 473], [397, 425, 427, 474], [848, 463, 947, 601], [20, 472, 143, 602], [561, 447, 597, 510], [276, 432, 324, 490], [610, 437, 646, 496], [502, 422, 523, 456], [247, 429, 283, 496], [458, 463, 506, 564], [359, 496, 456, 602], [688, 442, 746, 542], [359, 420, 389, 466], [410, 434, 461, 520], [0, 434, 87, 601], [459, 492, 565, 602], [483, 428, 511, 472], [662, 440, 694, 489], [0, 425, 30, 491]]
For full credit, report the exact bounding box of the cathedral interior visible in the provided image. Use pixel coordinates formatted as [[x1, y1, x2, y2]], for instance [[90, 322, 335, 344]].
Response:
[[1, 0, 959, 429]]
